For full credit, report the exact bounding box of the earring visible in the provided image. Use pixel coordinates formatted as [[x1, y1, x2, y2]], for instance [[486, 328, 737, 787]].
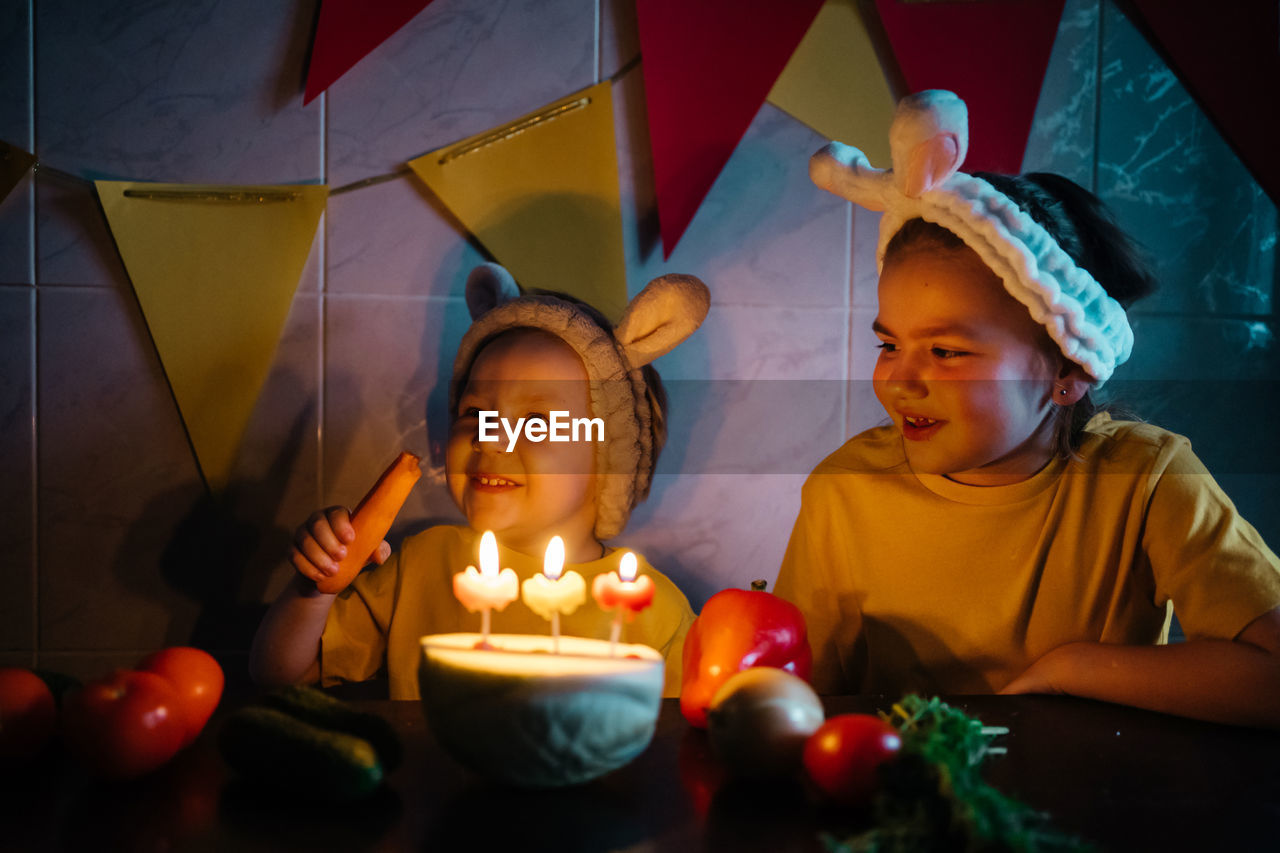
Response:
[[1058, 387, 1068, 397]]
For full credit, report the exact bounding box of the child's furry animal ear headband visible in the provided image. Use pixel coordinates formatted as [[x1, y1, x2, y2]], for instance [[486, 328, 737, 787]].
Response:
[[810, 89, 1132, 384], [451, 263, 710, 541]]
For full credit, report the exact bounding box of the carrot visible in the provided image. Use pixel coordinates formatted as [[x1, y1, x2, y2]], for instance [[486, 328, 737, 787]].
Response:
[[315, 451, 422, 594]]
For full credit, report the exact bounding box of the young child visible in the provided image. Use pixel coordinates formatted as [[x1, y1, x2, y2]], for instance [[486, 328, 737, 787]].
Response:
[[250, 263, 709, 699], [777, 90, 1280, 728]]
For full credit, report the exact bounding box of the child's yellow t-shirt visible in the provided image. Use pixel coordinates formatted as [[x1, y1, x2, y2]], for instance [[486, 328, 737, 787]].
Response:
[[775, 415, 1280, 696], [321, 525, 695, 699]]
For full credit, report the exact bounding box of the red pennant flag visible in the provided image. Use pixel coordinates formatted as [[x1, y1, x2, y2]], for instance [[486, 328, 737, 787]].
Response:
[[304, 0, 437, 104], [1121, 0, 1280, 205], [638, 0, 825, 259], [873, 0, 1065, 175]]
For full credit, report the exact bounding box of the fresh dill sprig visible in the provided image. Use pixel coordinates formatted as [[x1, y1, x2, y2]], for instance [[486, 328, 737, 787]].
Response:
[[823, 695, 1095, 853]]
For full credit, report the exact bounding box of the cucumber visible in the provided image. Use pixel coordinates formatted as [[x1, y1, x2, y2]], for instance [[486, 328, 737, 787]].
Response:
[[218, 706, 384, 801], [260, 684, 403, 771]]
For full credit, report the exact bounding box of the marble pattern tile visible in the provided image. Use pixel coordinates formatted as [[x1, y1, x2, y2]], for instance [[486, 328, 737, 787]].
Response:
[[625, 304, 848, 606], [0, 287, 33, 650], [613, 68, 849, 308], [35, 0, 322, 288], [0, 175, 32, 286], [0, 0, 29, 141], [0, 0, 32, 286], [34, 174, 125, 287], [1104, 314, 1278, 544], [323, 294, 473, 539], [625, 474, 811, 609], [325, 0, 595, 187], [0, 651, 35, 668], [1096, 2, 1276, 317], [38, 284, 205, 650], [35, 651, 155, 683], [223, 291, 323, 612], [325, 174, 486, 298], [1023, 0, 1099, 185]]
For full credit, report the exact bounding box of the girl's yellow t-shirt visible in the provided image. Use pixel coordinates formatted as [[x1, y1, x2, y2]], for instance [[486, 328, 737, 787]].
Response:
[[321, 525, 695, 699], [775, 415, 1280, 695]]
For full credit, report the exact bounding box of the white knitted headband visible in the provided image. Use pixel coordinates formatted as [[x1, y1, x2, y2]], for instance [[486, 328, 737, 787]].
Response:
[[809, 89, 1132, 383], [451, 263, 709, 540]]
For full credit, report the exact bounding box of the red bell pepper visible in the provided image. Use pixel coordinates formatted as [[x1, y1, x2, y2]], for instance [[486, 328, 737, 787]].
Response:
[[680, 581, 812, 728]]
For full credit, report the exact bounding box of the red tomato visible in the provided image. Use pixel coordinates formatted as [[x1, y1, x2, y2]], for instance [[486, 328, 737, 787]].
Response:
[[62, 670, 187, 779], [802, 714, 902, 805], [0, 667, 57, 765], [138, 646, 224, 746]]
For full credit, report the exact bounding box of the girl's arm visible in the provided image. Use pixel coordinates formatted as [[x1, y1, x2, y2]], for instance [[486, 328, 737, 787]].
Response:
[[1002, 606, 1280, 729], [248, 576, 334, 685], [248, 507, 389, 686]]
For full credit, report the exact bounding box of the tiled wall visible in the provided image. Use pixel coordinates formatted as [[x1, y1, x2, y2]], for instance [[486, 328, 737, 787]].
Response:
[[1, 0, 1275, 680]]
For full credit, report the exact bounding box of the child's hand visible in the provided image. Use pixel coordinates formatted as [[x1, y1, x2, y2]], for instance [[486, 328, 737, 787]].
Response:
[[1000, 644, 1084, 696], [289, 507, 392, 588]]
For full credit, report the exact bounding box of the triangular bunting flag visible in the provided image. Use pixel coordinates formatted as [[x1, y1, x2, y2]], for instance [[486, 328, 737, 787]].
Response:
[[0, 141, 36, 205], [408, 81, 628, 320], [873, 0, 1065, 174], [304, 0, 437, 104], [96, 182, 328, 491], [1121, 0, 1280, 205], [766, 0, 896, 167], [637, 0, 826, 258]]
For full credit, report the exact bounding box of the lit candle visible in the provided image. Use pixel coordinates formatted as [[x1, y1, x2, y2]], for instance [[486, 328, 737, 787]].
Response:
[[591, 552, 655, 655], [452, 531, 519, 648], [520, 536, 586, 653]]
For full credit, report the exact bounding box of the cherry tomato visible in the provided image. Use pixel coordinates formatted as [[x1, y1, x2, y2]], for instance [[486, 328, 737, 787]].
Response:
[[138, 646, 224, 746], [0, 667, 57, 765], [62, 670, 187, 779], [802, 714, 902, 805]]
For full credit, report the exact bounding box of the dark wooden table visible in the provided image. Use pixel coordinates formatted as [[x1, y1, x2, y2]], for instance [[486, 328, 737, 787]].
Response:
[[4, 694, 1278, 852]]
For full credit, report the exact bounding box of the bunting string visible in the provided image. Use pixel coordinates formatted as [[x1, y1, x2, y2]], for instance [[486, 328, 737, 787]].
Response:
[[8, 56, 643, 203]]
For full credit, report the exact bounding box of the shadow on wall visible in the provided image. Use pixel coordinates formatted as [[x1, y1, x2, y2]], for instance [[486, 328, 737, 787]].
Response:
[[116, 396, 314, 653]]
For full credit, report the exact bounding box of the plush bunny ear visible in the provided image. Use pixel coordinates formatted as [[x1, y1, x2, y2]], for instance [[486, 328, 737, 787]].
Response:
[[889, 89, 968, 198], [809, 142, 893, 212], [465, 262, 521, 319], [614, 274, 710, 367]]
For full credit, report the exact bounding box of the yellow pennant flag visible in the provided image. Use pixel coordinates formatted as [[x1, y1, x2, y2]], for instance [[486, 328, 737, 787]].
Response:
[[96, 182, 328, 491], [408, 81, 627, 321], [766, 0, 895, 168], [0, 141, 37, 205]]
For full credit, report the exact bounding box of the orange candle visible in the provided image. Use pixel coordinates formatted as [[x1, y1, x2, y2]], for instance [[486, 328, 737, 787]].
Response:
[[591, 552, 655, 654]]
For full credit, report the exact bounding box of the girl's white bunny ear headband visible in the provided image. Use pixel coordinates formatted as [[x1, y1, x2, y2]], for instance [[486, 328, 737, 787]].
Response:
[[452, 263, 710, 540], [809, 89, 1132, 384]]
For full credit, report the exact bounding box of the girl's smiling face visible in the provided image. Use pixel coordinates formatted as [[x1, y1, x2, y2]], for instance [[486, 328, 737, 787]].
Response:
[[447, 329, 599, 561], [872, 247, 1069, 485]]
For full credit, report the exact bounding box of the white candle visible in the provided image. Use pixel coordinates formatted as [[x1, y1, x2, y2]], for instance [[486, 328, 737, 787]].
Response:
[[452, 531, 519, 647], [520, 536, 586, 653]]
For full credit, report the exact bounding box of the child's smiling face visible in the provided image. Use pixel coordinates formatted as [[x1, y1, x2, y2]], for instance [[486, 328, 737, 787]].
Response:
[[872, 247, 1067, 485], [448, 329, 599, 561]]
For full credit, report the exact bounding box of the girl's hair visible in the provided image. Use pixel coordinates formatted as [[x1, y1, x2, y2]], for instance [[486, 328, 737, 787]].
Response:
[[477, 289, 670, 493], [882, 172, 1158, 457]]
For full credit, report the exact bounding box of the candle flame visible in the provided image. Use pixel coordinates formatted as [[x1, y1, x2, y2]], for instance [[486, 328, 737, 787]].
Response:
[[619, 551, 638, 583], [544, 535, 565, 580], [479, 530, 498, 579]]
